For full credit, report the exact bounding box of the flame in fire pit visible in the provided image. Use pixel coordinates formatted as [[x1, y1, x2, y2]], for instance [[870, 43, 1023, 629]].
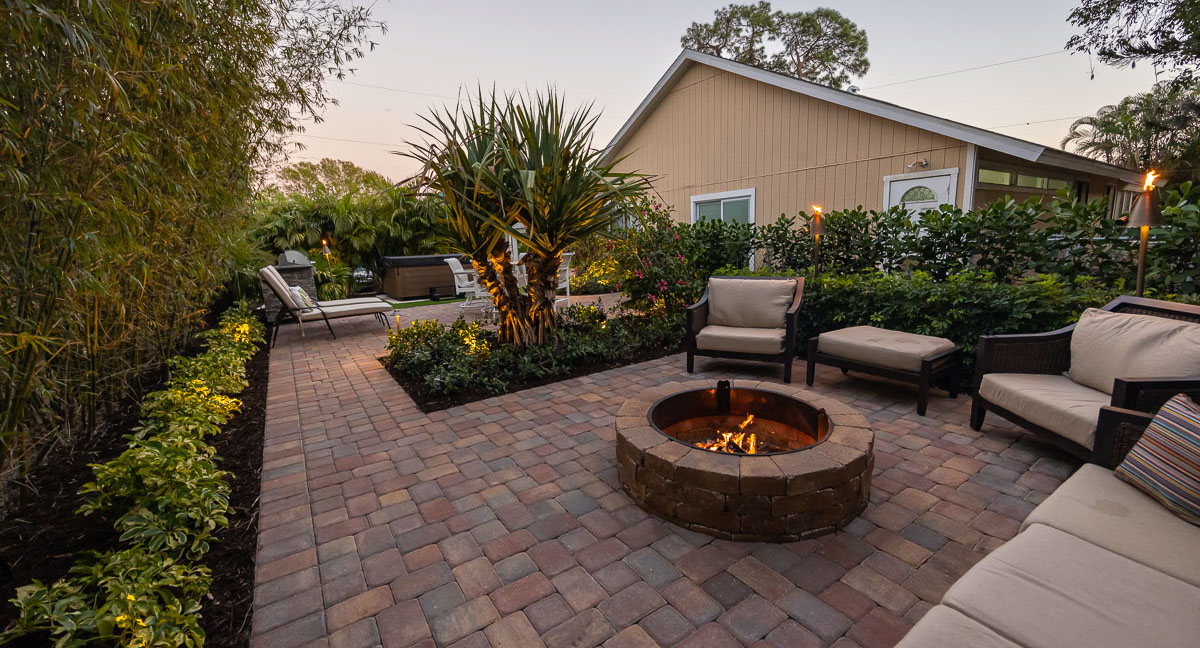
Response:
[[696, 413, 759, 454]]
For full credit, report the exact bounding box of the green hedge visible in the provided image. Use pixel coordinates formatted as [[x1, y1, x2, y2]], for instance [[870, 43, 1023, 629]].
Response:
[[2, 304, 264, 648]]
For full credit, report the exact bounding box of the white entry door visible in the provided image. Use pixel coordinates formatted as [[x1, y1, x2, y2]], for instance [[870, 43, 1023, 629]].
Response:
[[884, 169, 958, 217]]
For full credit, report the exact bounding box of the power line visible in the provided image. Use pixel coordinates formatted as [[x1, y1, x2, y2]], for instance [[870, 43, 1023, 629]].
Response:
[[293, 133, 406, 147], [330, 79, 628, 120], [988, 115, 1088, 129], [863, 50, 1069, 91]]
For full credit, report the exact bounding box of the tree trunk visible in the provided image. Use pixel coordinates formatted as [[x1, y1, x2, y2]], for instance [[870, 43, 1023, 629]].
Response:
[[470, 240, 532, 346], [525, 252, 562, 346]]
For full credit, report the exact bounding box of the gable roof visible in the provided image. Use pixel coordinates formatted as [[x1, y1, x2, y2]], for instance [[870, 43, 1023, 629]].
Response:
[[605, 49, 1143, 186]]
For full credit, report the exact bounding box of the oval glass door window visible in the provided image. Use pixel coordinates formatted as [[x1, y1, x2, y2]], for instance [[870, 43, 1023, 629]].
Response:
[[900, 186, 937, 202]]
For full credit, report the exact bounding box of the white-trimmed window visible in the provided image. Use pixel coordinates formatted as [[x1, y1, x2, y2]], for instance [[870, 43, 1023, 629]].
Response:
[[690, 189, 755, 224]]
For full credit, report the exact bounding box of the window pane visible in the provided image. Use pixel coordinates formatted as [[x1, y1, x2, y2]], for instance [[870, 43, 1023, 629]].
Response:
[[978, 169, 1012, 185], [696, 201, 721, 221], [1047, 178, 1070, 191], [722, 198, 751, 224], [900, 186, 937, 202], [1016, 174, 1047, 189]]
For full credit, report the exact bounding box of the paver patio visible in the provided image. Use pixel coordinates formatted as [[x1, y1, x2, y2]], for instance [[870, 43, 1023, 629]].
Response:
[[251, 308, 1078, 648]]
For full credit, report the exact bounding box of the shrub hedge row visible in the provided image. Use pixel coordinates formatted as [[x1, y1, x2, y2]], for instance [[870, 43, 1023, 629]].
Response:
[[2, 304, 264, 648]]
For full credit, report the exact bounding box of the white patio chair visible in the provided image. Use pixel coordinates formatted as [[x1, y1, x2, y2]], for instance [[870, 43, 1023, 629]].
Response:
[[555, 252, 575, 308], [444, 257, 480, 308]]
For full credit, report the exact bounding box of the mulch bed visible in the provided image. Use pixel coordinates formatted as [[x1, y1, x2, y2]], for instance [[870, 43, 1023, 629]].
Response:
[[0, 343, 269, 648]]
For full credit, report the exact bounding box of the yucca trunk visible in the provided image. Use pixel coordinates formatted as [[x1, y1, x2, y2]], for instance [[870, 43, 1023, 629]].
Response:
[[470, 241, 533, 346], [525, 252, 561, 346]]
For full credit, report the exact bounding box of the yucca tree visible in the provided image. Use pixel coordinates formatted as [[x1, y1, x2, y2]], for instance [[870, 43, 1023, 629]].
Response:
[[405, 94, 532, 345], [405, 90, 650, 346], [492, 93, 651, 344]]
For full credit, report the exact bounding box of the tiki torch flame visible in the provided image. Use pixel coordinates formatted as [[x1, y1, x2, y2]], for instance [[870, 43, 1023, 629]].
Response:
[[1143, 170, 1158, 191]]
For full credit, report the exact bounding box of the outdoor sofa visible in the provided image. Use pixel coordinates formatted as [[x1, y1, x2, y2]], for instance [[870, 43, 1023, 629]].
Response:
[[897, 420, 1200, 648], [686, 276, 804, 383], [971, 295, 1200, 465], [259, 265, 393, 346]]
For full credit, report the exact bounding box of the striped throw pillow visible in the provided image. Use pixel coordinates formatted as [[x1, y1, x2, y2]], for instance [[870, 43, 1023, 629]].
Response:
[[1115, 394, 1200, 525], [289, 286, 316, 308]]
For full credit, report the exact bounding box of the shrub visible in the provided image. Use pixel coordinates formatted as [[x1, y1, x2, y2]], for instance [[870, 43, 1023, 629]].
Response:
[[798, 271, 1119, 377], [2, 305, 264, 647], [570, 255, 623, 295], [385, 304, 684, 405], [612, 205, 704, 313]]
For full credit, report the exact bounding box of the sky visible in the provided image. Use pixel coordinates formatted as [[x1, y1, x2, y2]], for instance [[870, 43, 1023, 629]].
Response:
[[286, 0, 1163, 181]]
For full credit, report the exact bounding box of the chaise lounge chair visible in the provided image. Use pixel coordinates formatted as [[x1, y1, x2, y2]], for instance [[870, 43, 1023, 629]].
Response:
[[259, 266, 393, 347]]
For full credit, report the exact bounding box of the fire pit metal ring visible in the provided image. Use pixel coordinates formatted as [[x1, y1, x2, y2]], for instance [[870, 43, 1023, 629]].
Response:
[[616, 380, 874, 542]]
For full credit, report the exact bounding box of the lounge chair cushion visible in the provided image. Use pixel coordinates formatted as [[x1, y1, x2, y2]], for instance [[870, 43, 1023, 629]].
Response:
[[942, 523, 1200, 648], [1068, 307, 1200, 394], [296, 301, 392, 321], [978, 373, 1109, 449], [259, 267, 301, 310], [817, 326, 956, 373], [1022, 463, 1200, 586], [695, 325, 786, 355], [895, 605, 1019, 648], [708, 278, 796, 329], [1115, 393, 1200, 526]]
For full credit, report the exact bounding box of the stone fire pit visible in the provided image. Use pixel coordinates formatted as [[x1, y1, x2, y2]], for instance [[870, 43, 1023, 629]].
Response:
[[615, 380, 873, 542]]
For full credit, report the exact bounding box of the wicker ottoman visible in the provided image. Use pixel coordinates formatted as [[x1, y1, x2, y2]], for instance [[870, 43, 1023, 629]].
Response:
[[807, 326, 962, 415]]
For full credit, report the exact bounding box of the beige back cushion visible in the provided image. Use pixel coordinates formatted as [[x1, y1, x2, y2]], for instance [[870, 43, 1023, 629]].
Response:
[[259, 267, 300, 310], [1069, 308, 1200, 394], [708, 278, 796, 329]]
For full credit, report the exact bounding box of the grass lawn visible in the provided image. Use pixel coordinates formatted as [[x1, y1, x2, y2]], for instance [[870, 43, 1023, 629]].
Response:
[[391, 296, 466, 309]]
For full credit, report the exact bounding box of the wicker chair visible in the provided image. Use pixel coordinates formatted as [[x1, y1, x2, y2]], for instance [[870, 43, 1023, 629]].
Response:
[[686, 276, 805, 383], [971, 296, 1200, 465]]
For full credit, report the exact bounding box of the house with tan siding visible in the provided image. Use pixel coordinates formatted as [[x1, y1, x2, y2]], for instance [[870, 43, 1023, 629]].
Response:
[[605, 50, 1144, 226]]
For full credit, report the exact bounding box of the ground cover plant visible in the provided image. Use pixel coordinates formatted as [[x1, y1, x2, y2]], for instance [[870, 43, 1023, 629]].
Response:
[[0, 305, 264, 647], [385, 303, 684, 411]]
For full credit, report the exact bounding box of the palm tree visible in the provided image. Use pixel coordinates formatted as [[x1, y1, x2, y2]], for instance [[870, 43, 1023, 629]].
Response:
[[405, 90, 650, 346], [1062, 81, 1200, 178], [489, 93, 651, 344], [405, 93, 532, 345]]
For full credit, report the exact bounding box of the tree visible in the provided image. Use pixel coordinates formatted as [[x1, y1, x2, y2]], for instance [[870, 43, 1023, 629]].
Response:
[[268, 158, 393, 196], [406, 91, 650, 346], [1067, 0, 1200, 83], [0, 0, 381, 482], [1062, 81, 1200, 179], [769, 8, 870, 89], [680, 2, 776, 66], [681, 3, 869, 89]]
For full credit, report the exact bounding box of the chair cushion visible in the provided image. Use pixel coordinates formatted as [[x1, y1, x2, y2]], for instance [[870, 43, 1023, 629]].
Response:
[[1115, 394, 1200, 526], [895, 605, 1020, 648], [942, 523, 1200, 648], [695, 325, 785, 355], [259, 267, 300, 310], [978, 373, 1109, 449], [1068, 307, 1200, 394], [1022, 463, 1200, 586], [707, 278, 796, 329], [817, 326, 956, 373], [296, 301, 392, 321]]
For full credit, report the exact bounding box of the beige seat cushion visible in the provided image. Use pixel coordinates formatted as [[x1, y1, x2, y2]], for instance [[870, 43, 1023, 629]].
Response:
[[297, 301, 392, 321], [817, 326, 956, 373], [895, 605, 1020, 648], [317, 297, 390, 307], [259, 267, 301, 310], [978, 373, 1109, 449], [695, 325, 785, 355], [942, 523, 1200, 648], [708, 278, 796, 329], [1069, 307, 1200, 394], [1022, 463, 1200, 586]]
